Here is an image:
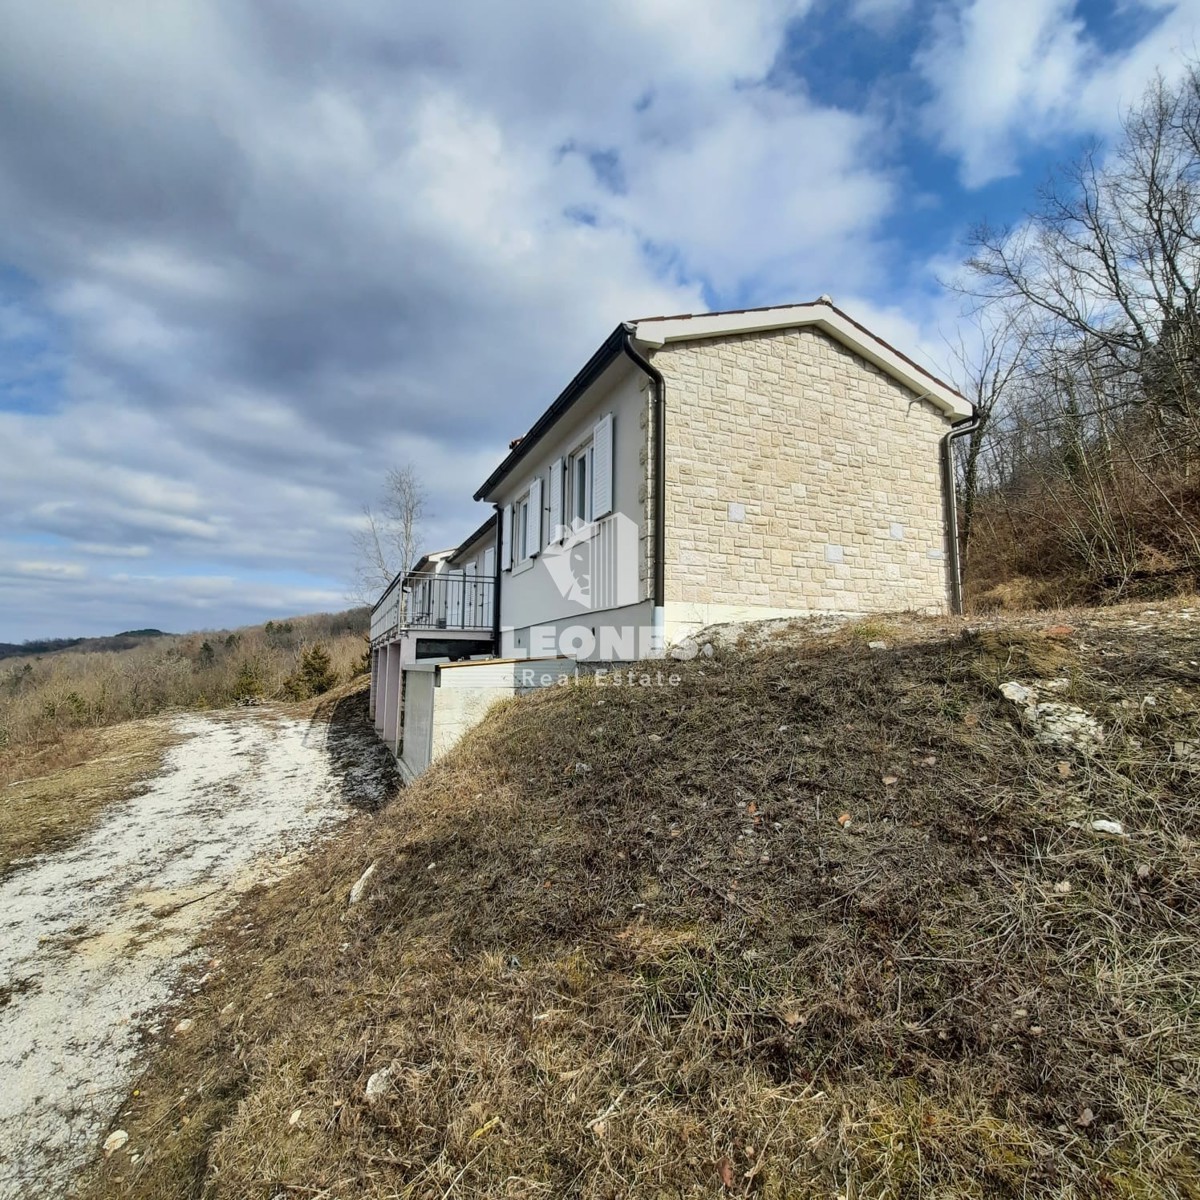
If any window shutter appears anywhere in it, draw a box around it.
[501,504,512,570]
[592,412,613,518]
[548,457,564,543]
[527,476,543,556]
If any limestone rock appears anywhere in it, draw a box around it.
[102,1130,128,1157]
[999,681,1103,754]
[349,863,377,905]
[365,1067,392,1105]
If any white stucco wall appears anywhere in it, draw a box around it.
[502,599,655,660]
[489,356,653,659]
[450,521,497,574]
[400,667,435,775]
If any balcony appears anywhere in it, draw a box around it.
[371,570,494,644]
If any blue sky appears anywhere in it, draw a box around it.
[0,0,1197,640]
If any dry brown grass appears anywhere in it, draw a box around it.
[80,601,1200,1199]
[0,719,181,881]
[0,609,369,881]
[961,440,1200,613]
[0,610,368,815]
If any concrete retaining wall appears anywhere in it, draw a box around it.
[398,656,576,782]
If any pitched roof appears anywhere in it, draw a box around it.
[630,299,971,419]
[474,299,971,500]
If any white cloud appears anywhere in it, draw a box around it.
[76,543,152,558]
[0,0,911,637]
[850,0,916,27]
[0,557,348,640]
[917,0,1199,187]
[609,87,896,296]
[9,561,87,580]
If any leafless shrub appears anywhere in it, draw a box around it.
[957,63,1200,607]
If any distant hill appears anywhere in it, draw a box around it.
[0,629,169,661]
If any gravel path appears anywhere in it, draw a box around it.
[0,706,393,1199]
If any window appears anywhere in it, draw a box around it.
[415,637,493,661]
[513,478,542,562]
[515,494,530,561]
[569,441,594,525]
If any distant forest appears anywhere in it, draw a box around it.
[0,630,169,662]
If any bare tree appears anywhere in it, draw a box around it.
[946,304,1030,570]
[954,61,1200,601]
[965,63,1200,434]
[350,464,428,603]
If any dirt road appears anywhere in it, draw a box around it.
[0,702,395,1199]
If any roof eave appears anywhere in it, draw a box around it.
[448,512,498,564]
[473,325,628,502]
[632,302,972,420]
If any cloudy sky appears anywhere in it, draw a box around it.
[1,0,1197,640]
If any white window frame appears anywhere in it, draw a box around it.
[568,439,594,526]
[514,493,531,562]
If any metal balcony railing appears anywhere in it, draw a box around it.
[371,570,494,644]
[403,570,494,631]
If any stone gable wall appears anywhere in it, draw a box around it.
[653,325,953,614]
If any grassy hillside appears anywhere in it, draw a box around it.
[84,602,1200,1199]
[0,608,370,874]
[0,608,368,779]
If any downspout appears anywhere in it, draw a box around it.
[941,414,980,616]
[491,503,502,652]
[621,329,666,655]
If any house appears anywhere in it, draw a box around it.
[368,515,497,751]
[370,297,974,773]
[474,297,973,660]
